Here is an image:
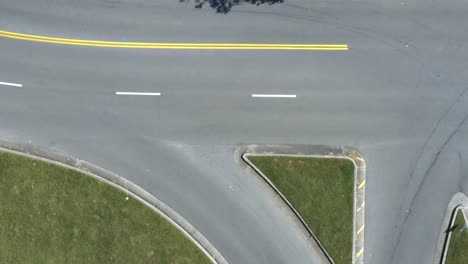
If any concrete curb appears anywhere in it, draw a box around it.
[435,192,468,264]
[234,144,366,264]
[0,138,228,264]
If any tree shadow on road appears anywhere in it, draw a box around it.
[179,0,284,14]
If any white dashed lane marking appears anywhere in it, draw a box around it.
[115,92,161,96]
[251,94,296,98]
[0,81,22,87]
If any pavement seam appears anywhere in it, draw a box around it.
[0,138,227,264]
[235,144,366,264]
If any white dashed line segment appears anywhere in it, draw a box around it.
[251,94,296,98]
[0,81,22,87]
[115,92,161,96]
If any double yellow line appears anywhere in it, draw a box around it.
[0,30,348,50]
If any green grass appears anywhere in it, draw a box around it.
[248,156,355,264]
[0,151,209,264]
[446,209,468,264]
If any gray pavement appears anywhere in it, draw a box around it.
[1,0,468,263]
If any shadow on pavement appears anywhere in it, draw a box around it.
[179,0,284,13]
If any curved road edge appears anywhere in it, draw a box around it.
[234,144,366,264]
[0,138,228,264]
[434,192,468,264]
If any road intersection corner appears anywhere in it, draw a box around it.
[0,138,228,264]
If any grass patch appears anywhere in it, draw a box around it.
[0,151,209,264]
[446,209,468,264]
[247,156,354,264]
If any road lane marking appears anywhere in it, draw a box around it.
[0,30,348,50]
[0,81,22,87]
[115,92,161,96]
[252,94,296,98]
[358,179,366,189]
[356,249,364,258]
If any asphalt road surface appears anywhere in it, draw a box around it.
[1,0,468,263]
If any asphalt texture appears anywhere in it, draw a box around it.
[1,0,468,263]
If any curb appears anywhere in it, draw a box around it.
[435,192,468,264]
[234,144,366,264]
[0,138,228,264]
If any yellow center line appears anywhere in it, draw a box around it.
[0,30,348,50]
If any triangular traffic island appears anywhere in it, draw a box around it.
[245,155,355,264]
[444,207,468,264]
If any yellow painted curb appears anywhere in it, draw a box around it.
[358,179,366,189]
[356,249,364,258]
